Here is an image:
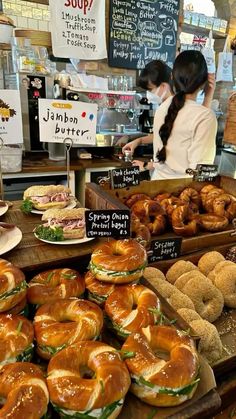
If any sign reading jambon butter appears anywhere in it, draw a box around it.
[0,90,23,144]
[38,99,97,145]
[49,0,107,60]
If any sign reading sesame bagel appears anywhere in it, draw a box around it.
[148,238,182,263]
[194,164,218,182]
[110,166,140,189]
[85,210,130,238]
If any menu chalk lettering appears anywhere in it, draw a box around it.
[148,238,182,263]
[110,166,140,189]
[85,210,130,238]
[109,0,180,69]
[194,164,218,182]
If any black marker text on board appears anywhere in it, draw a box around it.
[109,0,180,69]
[110,166,140,189]
[85,210,130,238]
[148,238,182,263]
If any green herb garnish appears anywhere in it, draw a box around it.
[62,273,77,280]
[52,399,123,419]
[119,350,136,360]
[34,225,64,242]
[139,376,155,388]
[147,408,158,419]
[100,380,105,395]
[16,344,34,362]
[38,343,67,356]
[20,198,33,214]
[46,271,54,283]
[16,320,23,334]
[0,280,27,301]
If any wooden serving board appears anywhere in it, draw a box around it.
[85,176,236,256]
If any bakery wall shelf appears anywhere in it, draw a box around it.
[181,23,227,39]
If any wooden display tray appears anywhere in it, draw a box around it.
[85,176,236,256]
[145,244,236,379]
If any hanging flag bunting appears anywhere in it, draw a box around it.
[49,0,107,60]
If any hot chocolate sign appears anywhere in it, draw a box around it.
[38,99,97,145]
[49,0,107,60]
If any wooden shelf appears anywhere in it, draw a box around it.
[181,23,227,39]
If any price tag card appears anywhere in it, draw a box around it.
[85,210,130,238]
[148,238,182,263]
[194,164,218,182]
[110,166,140,189]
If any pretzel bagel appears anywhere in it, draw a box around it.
[125,193,150,208]
[172,205,198,236]
[47,341,130,419]
[27,268,85,306]
[198,214,229,232]
[122,325,199,407]
[0,259,27,313]
[131,214,151,249]
[90,239,147,284]
[85,271,117,306]
[131,200,166,235]
[179,187,201,207]
[213,193,236,220]
[105,284,161,339]
[5,296,27,315]
[0,362,49,418]
[34,299,103,359]
[0,314,34,366]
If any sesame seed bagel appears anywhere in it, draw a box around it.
[90,239,147,284]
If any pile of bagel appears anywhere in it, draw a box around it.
[0,239,203,417]
[126,184,236,242]
[144,249,236,365]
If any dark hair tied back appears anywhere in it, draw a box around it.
[157,51,208,163]
[157,91,185,162]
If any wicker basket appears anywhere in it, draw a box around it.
[224,92,236,145]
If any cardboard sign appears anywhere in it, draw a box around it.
[194,164,218,182]
[85,210,130,238]
[50,0,107,60]
[38,99,97,145]
[0,90,23,144]
[110,166,140,189]
[148,238,182,263]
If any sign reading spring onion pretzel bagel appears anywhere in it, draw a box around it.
[194,164,218,182]
[148,238,182,263]
[110,166,140,189]
[85,210,130,238]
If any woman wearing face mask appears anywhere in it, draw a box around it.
[122,60,172,158]
[123,57,216,172]
[149,50,217,179]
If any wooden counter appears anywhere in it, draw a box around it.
[1,201,99,274]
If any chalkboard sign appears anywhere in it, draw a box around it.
[194,164,218,182]
[109,0,180,69]
[148,238,182,263]
[110,166,140,189]
[85,210,130,238]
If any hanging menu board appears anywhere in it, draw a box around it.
[109,0,180,69]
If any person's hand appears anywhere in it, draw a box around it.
[203,73,216,108]
[122,138,141,154]
[132,159,145,171]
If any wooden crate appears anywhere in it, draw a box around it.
[85,176,236,256]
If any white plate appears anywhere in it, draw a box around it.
[34,233,94,245]
[31,199,77,215]
[0,202,9,217]
[0,227,22,255]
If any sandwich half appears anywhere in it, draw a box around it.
[23,185,72,210]
[41,208,85,239]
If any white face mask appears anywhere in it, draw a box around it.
[146,85,167,107]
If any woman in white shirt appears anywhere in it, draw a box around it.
[145,50,217,179]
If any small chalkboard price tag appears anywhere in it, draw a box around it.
[110,166,140,189]
[85,210,130,238]
[148,238,182,263]
[194,164,218,182]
